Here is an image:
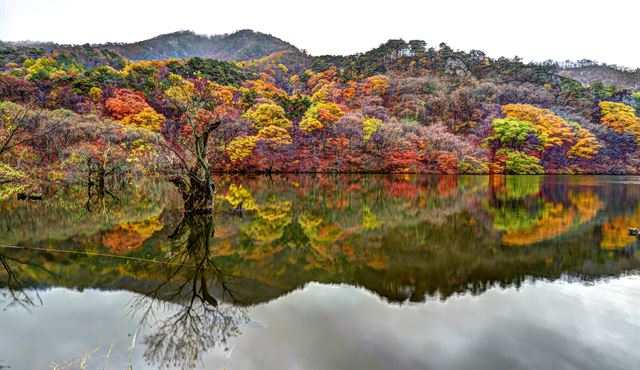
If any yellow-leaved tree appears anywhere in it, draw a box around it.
[500,104,600,164]
[599,101,640,143]
[227,103,293,162]
[299,102,345,133]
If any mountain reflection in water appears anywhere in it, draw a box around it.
[0,174,638,369]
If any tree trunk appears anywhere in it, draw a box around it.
[170,171,215,213]
[96,166,106,197]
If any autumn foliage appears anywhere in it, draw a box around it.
[0,35,639,178]
[599,101,640,143]
[106,88,164,130]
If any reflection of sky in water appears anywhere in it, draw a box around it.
[1,276,638,370]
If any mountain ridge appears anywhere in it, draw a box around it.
[1,29,300,63]
[3,29,638,72]
[559,65,640,91]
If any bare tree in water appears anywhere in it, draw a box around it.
[163,75,243,213]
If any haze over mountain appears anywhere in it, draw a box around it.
[107,29,298,61]
[1,29,299,62]
[559,65,640,91]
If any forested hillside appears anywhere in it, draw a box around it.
[0,29,296,64]
[559,66,640,91]
[1,29,639,189]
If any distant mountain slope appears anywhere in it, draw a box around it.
[2,30,639,95]
[1,29,299,65]
[559,65,640,91]
[104,29,299,61]
[0,43,127,69]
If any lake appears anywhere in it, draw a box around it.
[0,175,639,369]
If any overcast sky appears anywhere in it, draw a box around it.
[0,0,637,68]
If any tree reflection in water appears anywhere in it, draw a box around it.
[0,249,53,311]
[1,175,639,369]
[132,212,248,369]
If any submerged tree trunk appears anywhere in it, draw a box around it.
[86,158,106,198]
[170,170,215,213]
[170,123,218,213]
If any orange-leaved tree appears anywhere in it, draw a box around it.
[105,88,165,131]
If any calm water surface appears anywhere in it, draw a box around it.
[0,175,639,369]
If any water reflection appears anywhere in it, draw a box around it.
[486,176,603,245]
[0,175,639,369]
[134,213,248,369]
[0,248,44,310]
